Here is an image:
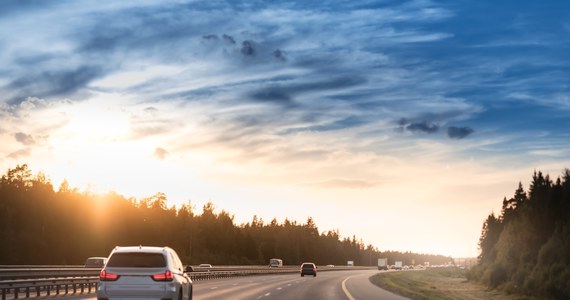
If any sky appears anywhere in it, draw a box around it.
[1,0,569,258]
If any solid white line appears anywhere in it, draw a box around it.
[341,276,356,300]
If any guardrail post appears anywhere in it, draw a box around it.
[13,287,18,299]
[2,288,6,300]
[36,286,40,297]
[25,287,30,297]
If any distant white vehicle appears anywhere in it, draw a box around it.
[84,257,107,268]
[347,261,354,267]
[269,258,283,268]
[395,260,403,270]
[377,258,388,270]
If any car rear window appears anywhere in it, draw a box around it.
[107,253,166,268]
[302,264,314,268]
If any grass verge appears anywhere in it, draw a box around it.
[369,267,538,300]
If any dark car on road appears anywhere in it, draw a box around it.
[300,262,317,277]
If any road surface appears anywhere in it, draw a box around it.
[60,269,408,300]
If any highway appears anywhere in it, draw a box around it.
[61,269,409,300]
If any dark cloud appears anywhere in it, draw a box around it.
[273,49,286,61]
[398,118,439,134]
[222,34,236,44]
[447,126,474,139]
[14,132,35,145]
[250,89,292,103]
[202,34,219,40]
[407,121,439,134]
[241,40,255,56]
[248,76,367,105]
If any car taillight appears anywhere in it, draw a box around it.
[100,270,120,281]
[152,270,174,281]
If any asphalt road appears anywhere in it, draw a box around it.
[60,269,409,300]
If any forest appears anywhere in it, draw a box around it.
[0,164,450,267]
[470,169,570,299]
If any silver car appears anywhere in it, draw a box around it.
[97,246,193,300]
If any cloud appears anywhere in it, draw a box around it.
[202,34,219,41]
[285,116,367,133]
[273,49,286,61]
[398,118,439,134]
[7,66,103,102]
[241,40,256,56]
[248,76,367,105]
[154,147,169,160]
[447,126,474,139]
[222,34,236,44]
[14,132,35,145]
[7,148,30,159]
[407,121,440,134]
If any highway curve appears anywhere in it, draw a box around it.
[192,269,408,300]
[62,269,408,300]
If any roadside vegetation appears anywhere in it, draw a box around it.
[0,164,451,267]
[370,267,540,300]
[470,169,570,299]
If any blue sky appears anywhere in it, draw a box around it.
[1,0,569,257]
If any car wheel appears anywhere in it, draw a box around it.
[301,274,304,277]
[314,274,317,277]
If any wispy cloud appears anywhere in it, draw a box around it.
[1,0,569,257]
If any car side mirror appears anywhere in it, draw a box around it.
[185,265,194,273]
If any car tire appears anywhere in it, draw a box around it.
[301,274,304,277]
[314,274,316,277]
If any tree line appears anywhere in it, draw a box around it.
[470,169,570,299]
[0,164,451,267]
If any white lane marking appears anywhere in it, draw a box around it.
[210,287,218,290]
[276,287,282,290]
[342,276,356,300]
[265,292,271,296]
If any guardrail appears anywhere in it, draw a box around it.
[0,265,371,299]
[1,277,98,300]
